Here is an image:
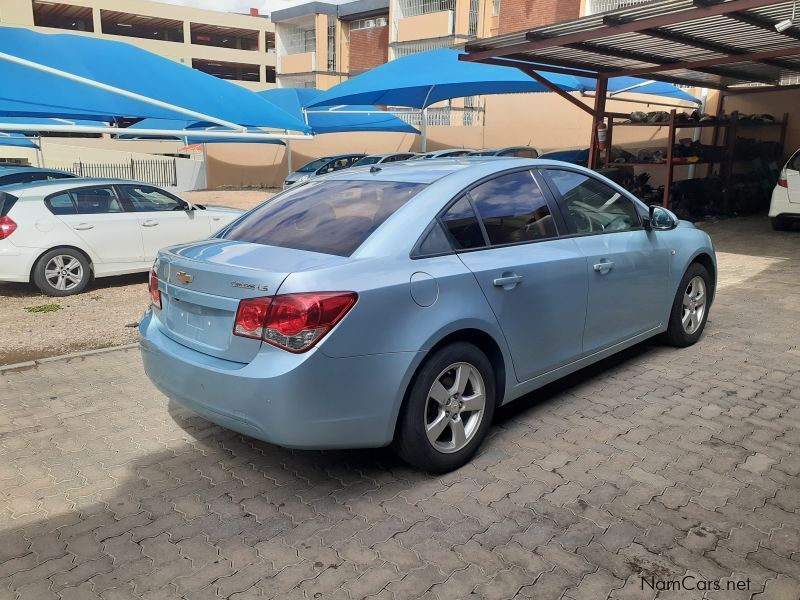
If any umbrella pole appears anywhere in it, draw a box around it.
[37,134,44,167]
[420,108,428,152]
[286,139,292,175]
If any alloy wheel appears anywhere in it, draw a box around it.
[681,275,706,335]
[44,255,84,292]
[424,362,486,454]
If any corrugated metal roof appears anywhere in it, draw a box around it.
[463,0,800,89]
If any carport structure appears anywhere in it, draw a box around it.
[462,0,800,204]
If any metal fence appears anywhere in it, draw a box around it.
[55,159,178,187]
[398,104,485,127]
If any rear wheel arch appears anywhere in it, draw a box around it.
[414,328,507,408]
[30,245,94,283]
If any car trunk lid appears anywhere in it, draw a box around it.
[156,239,344,363]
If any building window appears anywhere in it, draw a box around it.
[351,17,389,30]
[100,10,184,42]
[32,1,94,32]
[492,0,500,16]
[266,66,276,83]
[190,23,259,51]
[192,59,261,82]
[327,15,337,72]
[283,25,316,54]
[266,32,276,52]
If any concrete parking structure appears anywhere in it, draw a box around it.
[1,216,799,600]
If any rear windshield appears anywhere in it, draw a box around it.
[0,192,18,216]
[221,179,427,256]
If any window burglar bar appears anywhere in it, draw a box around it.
[397,0,455,19]
[282,27,316,55]
[56,159,178,187]
[585,0,654,15]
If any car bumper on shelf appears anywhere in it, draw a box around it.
[139,309,419,449]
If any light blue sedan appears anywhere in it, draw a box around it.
[140,159,716,472]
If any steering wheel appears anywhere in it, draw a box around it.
[605,216,629,231]
[569,210,594,233]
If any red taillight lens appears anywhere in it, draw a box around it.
[149,270,162,309]
[0,216,17,240]
[778,168,789,188]
[234,297,272,339]
[233,292,357,352]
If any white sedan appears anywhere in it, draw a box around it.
[0,179,242,295]
[770,149,800,231]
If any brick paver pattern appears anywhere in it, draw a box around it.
[1,216,799,600]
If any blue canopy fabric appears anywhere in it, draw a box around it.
[0,133,39,149]
[116,119,286,145]
[0,26,310,132]
[577,77,701,104]
[258,88,418,134]
[308,48,582,109]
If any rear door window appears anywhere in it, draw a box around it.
[221,179,427,257]
[468,170,557,245]
[71,186,124,214]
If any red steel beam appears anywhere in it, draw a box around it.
[463,0,786,62]
[601,45,800,77]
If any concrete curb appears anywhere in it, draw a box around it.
[0,343,139,372]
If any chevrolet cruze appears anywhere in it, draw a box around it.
[140,159,716,472]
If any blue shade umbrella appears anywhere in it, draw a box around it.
[0,133,39,149]
[0,26,310,134]
[307,48,581,150]
[258,88,419,134]
[577,77,701,104]
[0,116,111,128]
[307,48,582,109]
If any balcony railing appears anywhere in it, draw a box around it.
[585,0,654,15]
[397,105,485,127]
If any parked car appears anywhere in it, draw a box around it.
[770,148,800,230]
[140,159,716,472]
[353,153,417,167]
[0,166,76,187]
[0,178,242,296]
[412,149,476,160]
[470,146,540,159]
[284,154,365,189]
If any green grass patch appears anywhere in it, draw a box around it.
[25,304,61,314]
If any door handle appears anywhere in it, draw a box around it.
[593,260,615,274]
[73,223,94,230]
[141,220,159,227]
[493,274,523,288]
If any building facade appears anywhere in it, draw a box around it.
[0,0,277,89]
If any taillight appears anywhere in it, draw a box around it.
[233,292,358,353]
[0,216,17,240]
[149,270,162,309]
[778,168,788,188]
[233,297,272,339]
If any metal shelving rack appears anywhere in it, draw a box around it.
[603,109,789,208]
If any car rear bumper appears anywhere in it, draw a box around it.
[139,309,419,449]
[0,244,39,282]
[769,187,798,217]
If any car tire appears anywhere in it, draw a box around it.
[392,342,495,473]
[771,216,790,231]
[33,248,91,296]
[663,262,711,347]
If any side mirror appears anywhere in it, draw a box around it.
[647,205,678,231]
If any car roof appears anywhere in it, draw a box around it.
[322,153,366,161]
[0,177,156,195]
[0,166,75,176]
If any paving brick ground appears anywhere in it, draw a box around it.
[1,216,799,600]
